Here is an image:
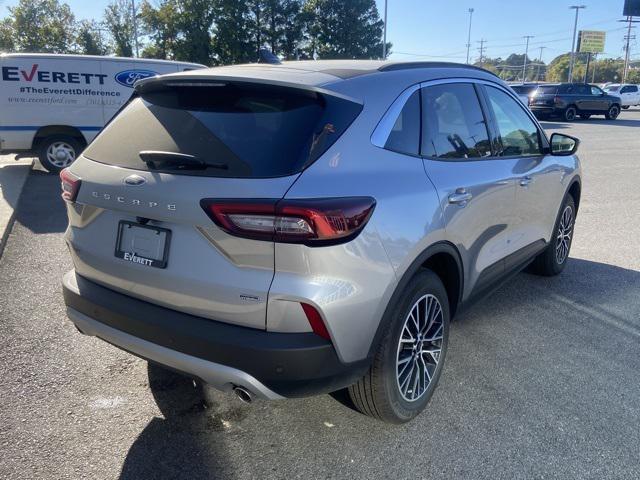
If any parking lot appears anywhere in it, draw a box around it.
[1,110,639,479]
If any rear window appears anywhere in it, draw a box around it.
[83,82,362,178]
[605,85,621,92]
[511,85,537,94]
[536,85,559,95]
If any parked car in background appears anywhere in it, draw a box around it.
[529,83,622,121]
[509,83,539,106]
[602,83,640,109]
[61,60,582,423]
[0,53,204,172]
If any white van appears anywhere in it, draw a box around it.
[0,53,204,172]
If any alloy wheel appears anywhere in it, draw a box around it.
[555,205,574,264]
[396,294,443,402]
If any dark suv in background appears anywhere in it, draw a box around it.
[529,83,622,121]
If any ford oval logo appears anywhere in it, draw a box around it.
[124,174,146,186]
[115,69,158,88]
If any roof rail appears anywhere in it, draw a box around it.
[378,61,498,77]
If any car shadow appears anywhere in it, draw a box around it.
[578,117,640,127]
[117,257,640,479]
[13,169,68,234]
[119,363,236,479]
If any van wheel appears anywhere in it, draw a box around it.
[528,195,576,276]
[38,135,81,173]
[563,106,577,121]
[348,270,449,423]
[605,105,620,120]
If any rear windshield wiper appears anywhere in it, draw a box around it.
[139,151,228,171]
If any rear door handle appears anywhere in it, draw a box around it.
[448,188,473,206]
[519,176,533,187]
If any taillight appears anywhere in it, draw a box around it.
[200,197,376,246]
[300,302,331,340]
[60,168,81,202]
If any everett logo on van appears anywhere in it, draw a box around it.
[1,64,108,84]
[115,70,158,88]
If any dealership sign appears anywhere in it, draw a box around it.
[578,31,606,54]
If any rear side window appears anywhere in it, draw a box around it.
[538,85,559,95]
[485,86,542,157]
[421,83,491,159]
[384,90,420,156]
[83,82,362,178]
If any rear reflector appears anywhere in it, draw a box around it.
[300,303,331,341]
[60,168,81,202]
[201,197,376,246]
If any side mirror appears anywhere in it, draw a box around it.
[550,133,579,156]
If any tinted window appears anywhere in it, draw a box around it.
[83,83,362,178]
[574,85,590,95]
[421,83,491,159]
[605,85,621,92]
[537,85,559,95]
[485,86,542,157]
[630,86,639,93]
[384,90,420,156]
[511,85,536,94]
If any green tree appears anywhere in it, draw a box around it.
[174,0,216,64]
[0,18,15,52]
[139,0,180,59]
[626,68,640,84]
[211,0,253,65]
[76,20,109,55]
[104,0,134,57]
[303,0,386,59]
[4,0,75,53]
[546,54,571,82]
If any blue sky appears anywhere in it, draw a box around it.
[0,0,636,63]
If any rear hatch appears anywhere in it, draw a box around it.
[64,77,361,329]
[530,85,559,107]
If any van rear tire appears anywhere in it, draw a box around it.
[37,135,82,173]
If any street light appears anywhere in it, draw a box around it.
[568,5,586,83]
[466,8,474,64]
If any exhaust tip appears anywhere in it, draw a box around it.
[233,386,253,404]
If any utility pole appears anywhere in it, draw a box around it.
[568,5,586,83]
[536,46,546,81]
[622,16,637,83]
[466,8,474,64]
[131,0,139,58]
[591,53,597,83]
[477,39,486,67]
[382,0,388,59]
[522,35,534,82]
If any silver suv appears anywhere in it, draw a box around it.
[61,61,582,423]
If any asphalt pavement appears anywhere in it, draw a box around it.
[1,110,639,479]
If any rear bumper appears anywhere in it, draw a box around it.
[62,271,369,399]
[530,106,557,115]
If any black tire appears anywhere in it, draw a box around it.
[605,104,620,120]
[579,114,591,120]
[37,135,82,173]
[622,105,630,110]
[348,269,450,423]
[529,195,576,276]
[563,106,577,121]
